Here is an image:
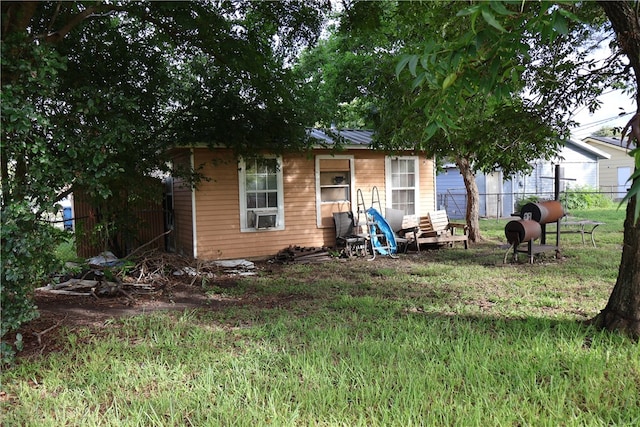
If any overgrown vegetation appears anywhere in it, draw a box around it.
[515,195,541,212]
[514,187,614,213]
[562,186,614,211]
[0,207,65,364]
[2,208,638,425]
[0,1,327,363]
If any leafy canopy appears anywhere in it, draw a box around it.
[0,0,328,358]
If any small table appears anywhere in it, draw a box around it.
[560,220,604,248]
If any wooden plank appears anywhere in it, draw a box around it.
[418,216,434,232]
[415,210,468,249]
[428,210,450,232]
[319,158,350,171]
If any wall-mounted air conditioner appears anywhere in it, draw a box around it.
[250,210,278,229]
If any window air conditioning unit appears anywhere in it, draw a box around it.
[250,211,277,229]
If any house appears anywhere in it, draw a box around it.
[582,135,636,200]
[436,139,610,219]
[168,129,436,260]
[436,167,508,219]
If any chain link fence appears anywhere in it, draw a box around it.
[439,187,624,219]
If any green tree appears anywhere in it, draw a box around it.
[393,0,638,338]
[298,1,566,241]
[392,1,624,242]
[1,1,327,357]
[593,127,623,138]
[294,4,398,130]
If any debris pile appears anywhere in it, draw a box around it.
[37,251,258,299]
[273,246,333,264]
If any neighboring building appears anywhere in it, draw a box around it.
[168,129,437,260]
[436,139,610,219]
[436,167,508,219]
[582,135,636,200]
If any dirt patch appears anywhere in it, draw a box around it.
[14,280,227,360]
[10,255,291,363]
[8,253,430,363]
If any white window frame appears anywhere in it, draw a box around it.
[315,155,356,228]
[385,156,420,215]
[239,155,285,232]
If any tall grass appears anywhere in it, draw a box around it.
[2,208,638,426]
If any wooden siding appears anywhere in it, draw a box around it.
[354,155,387,217]
[583,138,635,194]
[180,148,435,260]
[418,156,437,215]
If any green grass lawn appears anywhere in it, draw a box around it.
[2,208,639,426]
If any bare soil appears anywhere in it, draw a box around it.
[8,252,443,363]
[11,260,287,363]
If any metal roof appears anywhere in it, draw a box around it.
[566,139,611,159]
[583,135,636,150]
[308,128,374,147]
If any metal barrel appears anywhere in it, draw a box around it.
[505,219,542,244]
[520,200,564,224]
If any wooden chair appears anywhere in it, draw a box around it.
[413,210,469,251]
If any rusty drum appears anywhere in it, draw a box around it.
[505,219,542,245]
[520,200,564,224]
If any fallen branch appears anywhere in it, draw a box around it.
[33,317,66,345]
[119,287,135,301]
[123,229,172,261]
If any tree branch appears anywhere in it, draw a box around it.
[46,1,62,38]
[43,4,124,43]
[1,1,38,40]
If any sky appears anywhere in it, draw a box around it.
[568,33,636,141]
[570,89,636,140]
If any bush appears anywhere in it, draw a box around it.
[55,234,79,263]
[1,203,64,364]
[515,195,541,212]
[561,186,614,211]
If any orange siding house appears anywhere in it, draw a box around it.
[169,130,436,260]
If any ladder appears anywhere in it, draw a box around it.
[356,186,383,226]
[357,186,395,260]
[356,188,367,230]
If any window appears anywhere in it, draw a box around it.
[239,156,284,231]
[315,155,355,227]
[618,167,632,199]
[386,157,419,215]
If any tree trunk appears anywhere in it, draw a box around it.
[456,156,480,242]
[591,1,640,339]
[591,197,640,339]
[598,1,640,106]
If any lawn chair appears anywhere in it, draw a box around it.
[384,208,414,253]
[333,211,367,257]
[413,210,469,251]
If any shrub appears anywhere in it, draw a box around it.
[515,195,541,212]
[561,186,614,211]
[1,203,64,364]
